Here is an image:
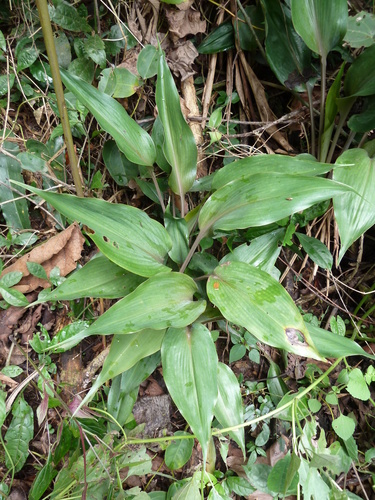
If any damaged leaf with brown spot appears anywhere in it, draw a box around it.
[207,261,323,360]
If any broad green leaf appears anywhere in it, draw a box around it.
[81,330,165,408]
[0,286,28,307]
[18,152,48,173]
[113,68,140,98]
[67,57,94,83]
[215,362,245,455]
[267,454,298,496]
[26,262,48,280]
[307,323,375,360]
[198,22,235,54]
[0,73,15,96]
[291,0,348,59]
[212,155,332,190]
[151,116,171,173]
[106,24,137,56]
[199,173,352,234]
[60,69,156,166]
[136,178,167,205]
[102,139,138,186]
[310,442,351,475]
[365,448,375,463]
[28,453,57,500]
[229,344,246,363]
[207,262,322,359]
[332,415,356,441]
[308,398,321,413]
[48,0,91,32]
[164,209,189,265]
[348,95,375,132]
[276,389,310,422]
[209,107,223,129]
[0,30,5,52]
[51,273,206,351]
[149,494,167,500]
[299,460,330,499]
[84,34,106,67]
[172,479,201,500]
[17,46,39,72]
[137,45,159,79]
[156,51,197,205]
[226,476,255,496]
[330,316,346,336]
[296,233,333,269]
[107,352,161,430]
[220,228,283,276]
[333,149,375,262]
[5,397,34,472]
[262,0,315,90]
[0,152,30,232]
[117,352,161,396]
[1,366,23,378]
[267,361,289,406]
[347,368,371,401]
[54,32,71,69]
[208,486,232,500]
[16,184,171,277]
[99,68,140,98]
[344,11,375,48]
[0,271,23,288]
[344,44,375,97]
[165,431,194,471]
[238,5,265,52]
[162,324,218,463]
[36,254,144,303]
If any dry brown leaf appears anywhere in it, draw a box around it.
[247,492,274,500]
[239,52,294,153]
[0,303,28,337]
[0,373,18,387]
[0,223,85,295]
[144,377,165,397]
[165,7,206,38]
[181,76,207,177]
[267,435,290,466]
[119,46,141,76]
[167,41,199,81]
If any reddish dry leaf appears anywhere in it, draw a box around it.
[0,223,85,294]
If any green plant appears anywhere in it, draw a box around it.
[8,43,373,496]
[2,0,375,497]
